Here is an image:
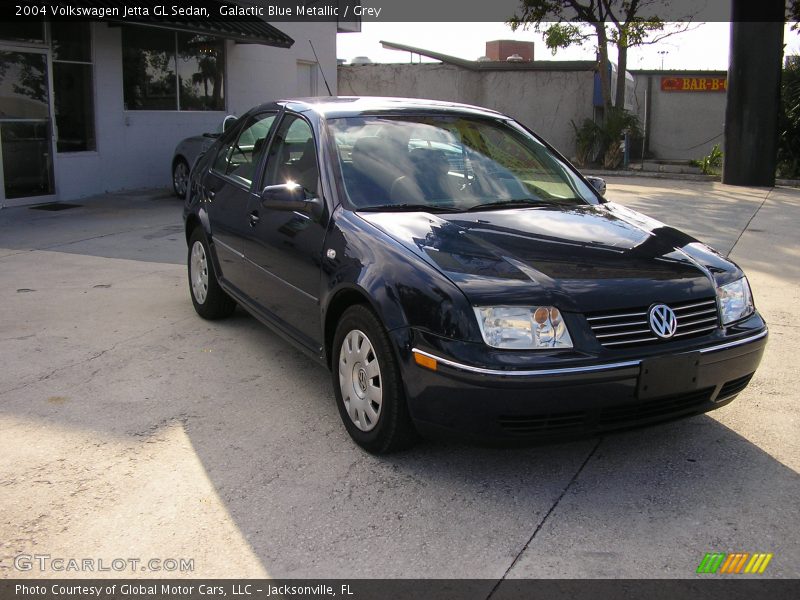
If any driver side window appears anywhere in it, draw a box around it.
[212,112,277,186]
[263,115,319,197]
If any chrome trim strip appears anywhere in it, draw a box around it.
[596,328,652,339]
[676,316,718,328]
[678,308,718,319]
[586,311,648,321]
[410,348,641,377]
[673,325,717,338]
[673,299,717,311]
[592,320,648,330]
[411,330,765,376]
[212,238,318,302]
[213,238,244,259]
[698,330,768,354]
[244,257,319,302]
[603,336,659,346]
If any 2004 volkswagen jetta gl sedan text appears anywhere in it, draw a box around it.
[183,97,767,453]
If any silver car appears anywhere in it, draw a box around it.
[171,115,238,197]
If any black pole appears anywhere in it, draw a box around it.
[722,0,784,186]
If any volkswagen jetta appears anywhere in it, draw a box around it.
[183,97,767,453]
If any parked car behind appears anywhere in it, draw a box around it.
[183,97,767,453]
[171,115,237,198]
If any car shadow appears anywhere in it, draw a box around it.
[2,306,797,578]
[1,183,798,579]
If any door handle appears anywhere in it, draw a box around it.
[249,211,260,227]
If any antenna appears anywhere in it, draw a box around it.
[309,40,333,96]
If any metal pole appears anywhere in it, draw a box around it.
[722,0,784,186]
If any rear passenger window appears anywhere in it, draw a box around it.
[213,113,277,186]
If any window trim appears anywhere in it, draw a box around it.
[209,110,280,192]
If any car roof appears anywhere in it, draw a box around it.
[250,97,508,120]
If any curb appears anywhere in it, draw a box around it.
[582,169,800,188]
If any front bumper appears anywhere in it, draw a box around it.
[397,327,767,443]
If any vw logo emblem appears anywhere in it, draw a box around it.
[357,368,368,392]
[649,304,678,339]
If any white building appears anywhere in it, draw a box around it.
[0,12,341,206]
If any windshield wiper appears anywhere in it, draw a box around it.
[466,199,556,212]
[358,203,461,213]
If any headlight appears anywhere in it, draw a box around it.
[717,277,754,325]
[473,306,573,349]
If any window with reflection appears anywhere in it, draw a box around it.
[0,50,54,197]
[51,22,96,152]
[213,113,277,186]
[122,26,225,111]
[264,116,319,196]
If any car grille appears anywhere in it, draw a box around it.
[586,297,719,348]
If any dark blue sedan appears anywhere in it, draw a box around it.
[183,97,767,453]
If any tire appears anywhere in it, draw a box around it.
[187,228,236,320]
[173,157,190,198]
[332,304,417,453]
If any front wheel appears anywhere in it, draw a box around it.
[187,228,236,320]
[332,305,417,453]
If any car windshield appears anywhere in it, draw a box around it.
[327,114,598,212]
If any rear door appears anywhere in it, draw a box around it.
[203,112,278,294]
[244,112,328,350]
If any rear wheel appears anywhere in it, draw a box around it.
[188,228,236,319]
[173,157,190,198]
[332,305,417,453]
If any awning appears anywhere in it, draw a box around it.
[85,1,294,48]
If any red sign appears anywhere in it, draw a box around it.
[661,76,727,92]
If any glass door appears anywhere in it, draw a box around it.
[0,47,56,206]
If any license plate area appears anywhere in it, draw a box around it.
[638,352,700,400]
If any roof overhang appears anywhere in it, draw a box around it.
[378,40,596,71]
[93,0,294,48]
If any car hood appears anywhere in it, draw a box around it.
[358,202,738,312]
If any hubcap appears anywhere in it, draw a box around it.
[174,161,189,196]
[190,240,209,304]
[338,329,382,432]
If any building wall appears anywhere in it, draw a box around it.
[337,64,596,157]
[630,73,727,161]
[55,21,338,201]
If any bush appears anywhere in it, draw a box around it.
[571,108,642,169]
[692,144,723,175]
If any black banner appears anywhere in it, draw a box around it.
[2,580,800,600]
[1,0,798,23]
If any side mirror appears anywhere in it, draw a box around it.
[585,176,607,197]
[260,183,322,218]
[222,115,238,133]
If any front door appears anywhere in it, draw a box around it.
[0,47,56,207]
[245,113,328,351]
[203,111,278,292]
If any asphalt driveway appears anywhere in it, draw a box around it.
[0,179,798,580]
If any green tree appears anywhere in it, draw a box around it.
[509,1,695,112]
[778,59,800,177]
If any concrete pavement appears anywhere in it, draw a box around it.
[0,179,797,580]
